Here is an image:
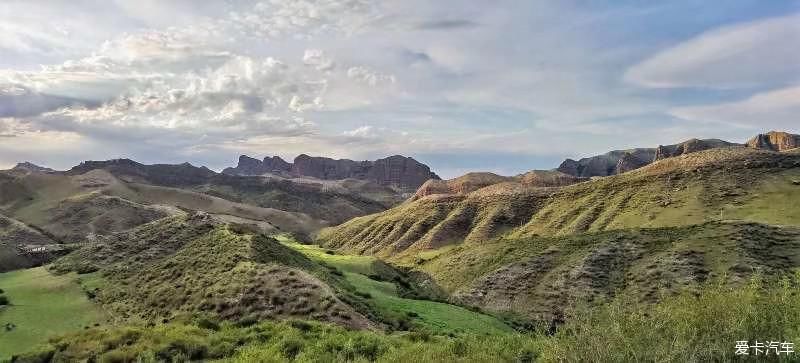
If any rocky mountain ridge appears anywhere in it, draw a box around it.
[223,154,440,191]
[746,131,800,152]
[557,131,798,178]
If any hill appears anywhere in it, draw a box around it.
[66,159,403,225]
[47,213,510,336]
[51,213,376,329]
[320,147,800,256]
[319,146,800,320]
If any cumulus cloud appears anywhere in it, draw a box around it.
[346,66,396,86]
[670,85,800,129]
[303,49,336,71]
[0,1,397,161]
[625,13,800,89]
[342,125,375,137]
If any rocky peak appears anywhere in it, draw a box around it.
[746,131,800,152]
[223,154,439,191]
[654,139,739,161]
[11,162,55,173]
[558,149,656,178]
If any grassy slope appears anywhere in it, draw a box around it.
[12,277,800,363]
[319,148,800,256]
[318,148,800,321]
[52,215,374,329]
[0,267,108,359]
[280,238,512,335]
[407,221,800,320]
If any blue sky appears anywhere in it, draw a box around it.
[0,0,798,178]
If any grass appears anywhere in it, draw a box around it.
[0,267,108,360]
[725,170,800,225]
[11,276,800,362]
[278,236,513,335]
[319,147,800,258]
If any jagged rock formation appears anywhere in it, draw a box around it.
[747,131,800,152]
[225,155,292,175]
[558,149,657,178]
[654,139,737,161]
[559,138,740,178]
[224,154,439,191]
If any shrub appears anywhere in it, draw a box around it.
[0,295,9,305]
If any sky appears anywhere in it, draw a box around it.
[0,1,798,178]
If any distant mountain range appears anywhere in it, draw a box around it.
[557,131,800,178]
[223,154,440,192]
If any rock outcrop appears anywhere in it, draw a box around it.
[224,154,439,191]
[746,131,800,152]
[654,139,738,161]
[223,155,292,176]
[559,138,740,178]
[558,149,657,178]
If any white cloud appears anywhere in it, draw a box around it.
[670,85,800,130]
[346,66,395,86]
[625,13,800,89]
[303,49,336,71]
[342,125,375,137]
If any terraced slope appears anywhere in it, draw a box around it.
[320,147,800,256]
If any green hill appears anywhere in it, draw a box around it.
[320,147,800,256]
[319,147,800,321]
[52,213,375,330]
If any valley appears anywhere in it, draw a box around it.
[1,132,800,362]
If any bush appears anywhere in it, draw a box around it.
[0,295,9,305]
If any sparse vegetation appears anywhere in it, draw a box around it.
[9,277,800,362]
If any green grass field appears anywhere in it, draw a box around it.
[0,267,108,360]
[278,236,513,335]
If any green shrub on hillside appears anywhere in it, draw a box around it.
[11,275,800,362]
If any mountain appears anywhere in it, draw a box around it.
[10,162,56,174]
[65,158,403,225]
[746,131,800,152]
[67,159,217,187]
[319,145,800,320]
[223,154,440,192]
[558,138,739,178]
